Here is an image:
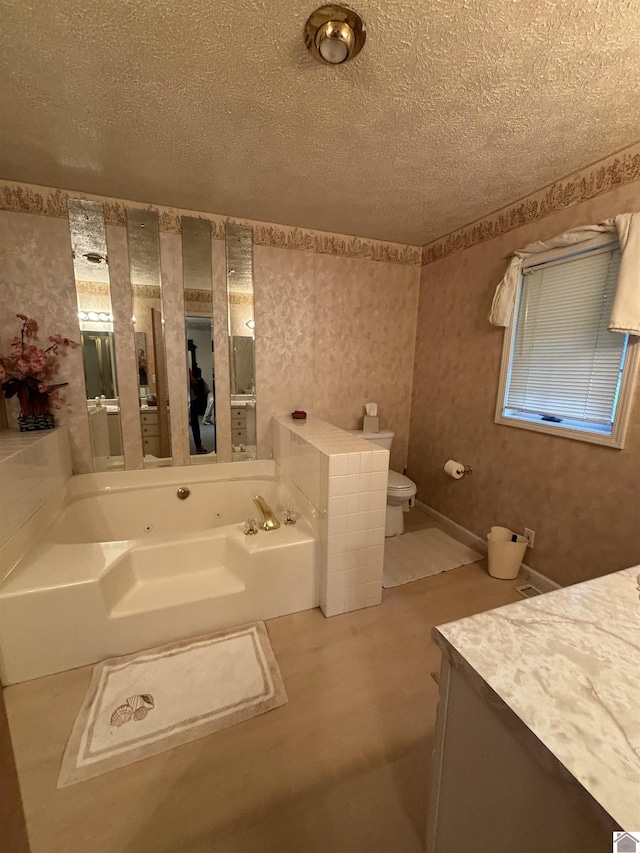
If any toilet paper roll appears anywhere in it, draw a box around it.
[444,459,465,479]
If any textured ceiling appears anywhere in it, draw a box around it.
[1,0,640,245]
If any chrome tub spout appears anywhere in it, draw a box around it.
[253,495,280,531]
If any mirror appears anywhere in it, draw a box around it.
[125,209,172,467]
[67,206,262,472]
[181,216,216,461]
[225,222,257,460]
[231,336,255,395]
[136,331,148,388]
[68,198,123,471]
[82,332,117,398]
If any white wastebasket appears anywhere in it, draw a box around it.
[487,527,527,579]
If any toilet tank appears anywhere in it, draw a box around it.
[349,428,394,451]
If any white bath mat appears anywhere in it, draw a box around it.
[383,527,484,588]
[58,622,287,787]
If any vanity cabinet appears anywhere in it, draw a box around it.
[231,406,247,444]
[104,409,172,457]
[107,411,123,456]
[141,410,159,456]
[427,569,637,852]
[140,410,171,457]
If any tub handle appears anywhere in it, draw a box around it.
[244,518,260,535]
[177,487,190,500]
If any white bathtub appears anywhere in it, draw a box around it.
[0,460,318,684]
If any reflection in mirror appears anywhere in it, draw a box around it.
[125,209,172,467]
[181,217,216,462]
[82,332,117,398]
[225,222,256,461]
[68,198,123,471]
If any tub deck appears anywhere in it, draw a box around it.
[0,463,319,684]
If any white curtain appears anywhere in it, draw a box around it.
[488,213,640,335]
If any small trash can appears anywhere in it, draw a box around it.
[487,526,528,579]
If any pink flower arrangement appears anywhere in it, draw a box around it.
[1,314,77,419]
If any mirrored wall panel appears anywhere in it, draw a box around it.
[68,198,123,471]
[225,222,257,461]
[181,216,216,461]
[125,209,172,467]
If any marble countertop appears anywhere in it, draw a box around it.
[433,567,640,829]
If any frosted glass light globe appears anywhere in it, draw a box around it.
[319,34,349,63]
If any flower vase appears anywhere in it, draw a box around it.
[11,392,57,430]
[18,412,55,432]
[17,389,55,431]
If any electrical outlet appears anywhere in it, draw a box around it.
[524,528,535,549]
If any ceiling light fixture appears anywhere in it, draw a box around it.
[304,5,366,65]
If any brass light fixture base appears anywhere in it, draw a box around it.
[304,5,366,65]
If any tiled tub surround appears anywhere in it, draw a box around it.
[429,568,640,850]
[0,428,72,552]
[273,416,389,617]
[0,460,317,684]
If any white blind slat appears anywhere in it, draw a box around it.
[505,248,627,428]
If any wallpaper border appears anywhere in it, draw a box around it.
[0,179,422,267]
[421,142,640,265]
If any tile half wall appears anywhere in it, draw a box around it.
[273,415,389,617]
[0,427,72,555]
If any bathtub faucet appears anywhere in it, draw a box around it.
[253,495,280,531]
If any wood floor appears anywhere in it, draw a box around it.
[5,511,522,853]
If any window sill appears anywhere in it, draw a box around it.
[495,412,624,448]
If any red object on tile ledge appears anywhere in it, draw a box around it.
[291,410,307,420]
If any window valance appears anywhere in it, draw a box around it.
[489,213,640,335]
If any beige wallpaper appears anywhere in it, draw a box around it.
[254,246,421,471]
[159,231,190,467]
[409,179,640,586]
[0,198,420,473]
[0,211,92,472]
[211,239,232,462]
[0,179,422,266]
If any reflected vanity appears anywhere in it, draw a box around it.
[225,222,257,460]
[68,198,123,471]
[125,209,172,467]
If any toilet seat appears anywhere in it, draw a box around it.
[387,470,416,496]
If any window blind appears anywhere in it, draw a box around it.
[505,247,627,429]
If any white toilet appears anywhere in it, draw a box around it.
[350,429,417,537]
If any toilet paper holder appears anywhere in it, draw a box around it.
[444,459,473,479]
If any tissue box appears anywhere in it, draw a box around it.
[363,415,379,433]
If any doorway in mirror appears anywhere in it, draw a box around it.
[186,317,215,456]
[182,216,217,463]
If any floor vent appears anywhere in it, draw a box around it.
[515,583,543,599]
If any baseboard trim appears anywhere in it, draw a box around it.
[414,500,560,593]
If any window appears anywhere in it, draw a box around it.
[496,237,638,447]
